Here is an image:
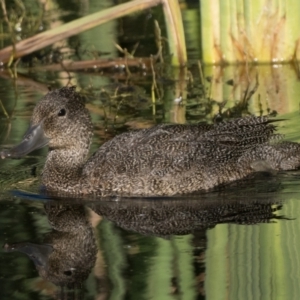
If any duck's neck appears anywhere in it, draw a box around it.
[41,147,89,192]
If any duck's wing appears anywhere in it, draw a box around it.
[83,116,288,196]
[86,116,279,178]
[83,123,212,184]
[199,116,281,148]
[85,122,213,165]
[130,116,279,151]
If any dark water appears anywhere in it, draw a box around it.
[1,67,300,300]
[1,1,300,299]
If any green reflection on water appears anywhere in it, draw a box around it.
[1,2,300,296]
[1,62,300,299]
[206,197,300,300]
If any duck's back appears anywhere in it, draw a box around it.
[82,116,291,196]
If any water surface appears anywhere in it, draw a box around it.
[1,63,300,300]
[1,1,300,299]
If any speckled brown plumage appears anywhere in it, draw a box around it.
[4,87,300,196]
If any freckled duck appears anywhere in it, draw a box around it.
[2,86,300,197]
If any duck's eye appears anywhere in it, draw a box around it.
[58,109,66,117]
[64,270,72,276]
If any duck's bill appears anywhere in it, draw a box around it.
[0,123,49,159]
[4,242,53,267]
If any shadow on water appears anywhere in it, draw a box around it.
[0,174,294,299]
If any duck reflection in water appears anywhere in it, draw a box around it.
[5,202,97,291]
[4,193,287,299]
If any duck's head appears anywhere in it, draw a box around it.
[1,86,93,159]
